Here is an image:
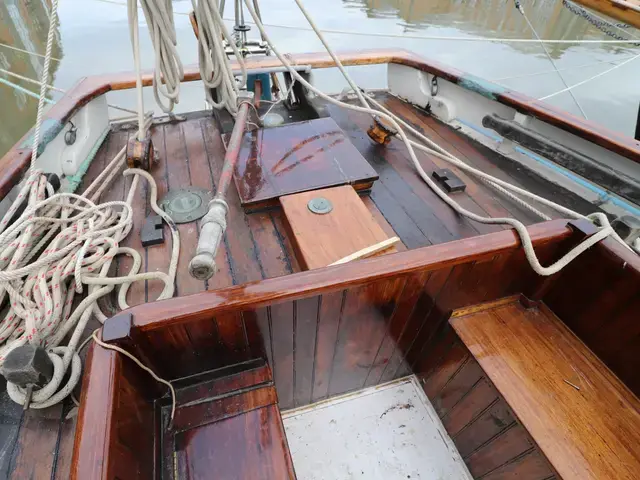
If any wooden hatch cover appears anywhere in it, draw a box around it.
[280,185,398,270]
[233,117,378,211]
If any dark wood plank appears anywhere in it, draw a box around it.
[201,117,263,285]
[454,399,517,457]
[328,278,405,396]
[167,121,206,296]
[294,296,320,406]
[172,386,277,432]
[383,95,546,224]
[270,303,295,409]
[246,211,291,279]
[465,424,535,478]
[365,271,429,386]
[0,391,25,479]
[442,378,499,437]
[480,449,555,480]
[311,291,345,402]
[176,404,295,479]
[425,343,474,408]
[52,412,78,480]
[174,362,271,406]
[8,405,63,480]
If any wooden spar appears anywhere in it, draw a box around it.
[217,102,250,200]
[188,101,251,280]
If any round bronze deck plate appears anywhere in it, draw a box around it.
[159,187,212,224]
[308,197,333,215]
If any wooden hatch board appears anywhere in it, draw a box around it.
[280,185,398,270]
[233,117,378,212]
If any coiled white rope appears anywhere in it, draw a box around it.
[0,163,179,408]
[130,0,185,113]
[191,0,247,114]
[243,0,626,276]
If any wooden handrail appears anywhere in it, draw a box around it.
[118,219,573,331]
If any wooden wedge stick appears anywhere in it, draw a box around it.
[329,237,400,266]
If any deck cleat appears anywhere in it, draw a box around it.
[367,115,397,145]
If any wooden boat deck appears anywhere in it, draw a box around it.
[0,92,598,479]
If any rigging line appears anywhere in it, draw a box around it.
[0,68,66,93]
[492,55,635,81]
[516,2,589,119]
[538,51,640,100]
[88,0,640,44]
[30,0,60,173]
[0,41,62,62]
[0,67,139,115]
[0,78,55,104]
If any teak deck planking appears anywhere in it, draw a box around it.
[0,92,635,479]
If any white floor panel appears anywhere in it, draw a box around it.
[282,377,473,480]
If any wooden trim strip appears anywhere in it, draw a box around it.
[124,220,572,330]
[2,49,639,200]
[70,344,118,480]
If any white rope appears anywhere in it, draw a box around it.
[0,41,62,62]
[91,329,176,421]
[191,0,247,114]
[491,55,636,82]
[244,0,624,276]
[1,164,179,408]
[130,0,185,114]
[0,68,66,93]
[29,0,61,173]
[538,52,640,101]
[517,4,588,119]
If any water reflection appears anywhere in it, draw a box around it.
[349,0,634,57]
[0,0,62,156]
[0,0,639,159]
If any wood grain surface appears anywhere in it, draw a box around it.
[451,301,640,480]
[280,185,395,269]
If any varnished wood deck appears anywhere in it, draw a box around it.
[0,93,597,479]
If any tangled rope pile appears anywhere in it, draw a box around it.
[0,165,179,409]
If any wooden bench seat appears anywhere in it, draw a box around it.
[166,361,297,479]
[448,299,640,480]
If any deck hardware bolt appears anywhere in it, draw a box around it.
[308,197,333,214]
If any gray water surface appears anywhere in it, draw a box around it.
[1,0,638,158]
